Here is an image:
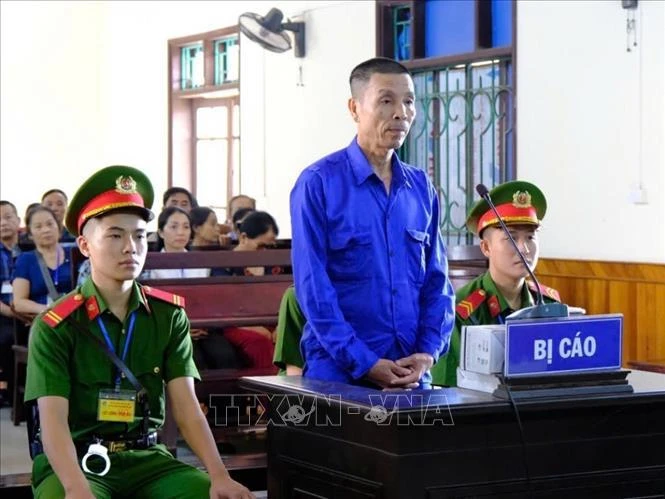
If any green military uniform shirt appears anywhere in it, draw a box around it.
[273,286,306,374]
[25,277,200,442]
[430,271,560,387]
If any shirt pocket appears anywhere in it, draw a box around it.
[131,358,166,421]
[406,228,430,285]
[327,230,373,280]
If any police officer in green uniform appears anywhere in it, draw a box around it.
[430,180,561,387]
[25,166,254,498]
[272,286,305,375]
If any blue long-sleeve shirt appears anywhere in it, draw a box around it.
[290,137,455,384]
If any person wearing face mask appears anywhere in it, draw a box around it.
[12,205,73,320]
[430,180,562,387]
[41,189,76,243]
[290,57,455,389]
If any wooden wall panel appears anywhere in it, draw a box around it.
[536,259,665,365]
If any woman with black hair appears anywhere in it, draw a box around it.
[189,206,221,248]
[219,211,281,368]
[144,206,208,278]
[12,205,73,319]
[219,211,280,276]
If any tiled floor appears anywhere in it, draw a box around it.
[0,407,31,475]
[0,407,267,497]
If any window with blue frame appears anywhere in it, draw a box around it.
[377,0,515,244]
[169,27,241,214]
[214,35,239,85]
[180,43,204,90]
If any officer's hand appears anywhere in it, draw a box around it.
[394,353,434,386]
[367,359,418,389]
[209,473,255,498]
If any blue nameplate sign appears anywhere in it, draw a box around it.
[504,314,623,377]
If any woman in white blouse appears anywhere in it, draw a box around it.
[146,206,209,279]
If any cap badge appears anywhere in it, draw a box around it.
[512,190,532,208]
[115,175,137,194]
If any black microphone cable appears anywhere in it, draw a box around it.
[505,386,534,499]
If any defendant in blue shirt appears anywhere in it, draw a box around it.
[290,57,455,389]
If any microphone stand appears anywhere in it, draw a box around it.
[476,184,569,320]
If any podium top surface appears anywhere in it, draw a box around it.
[239,370,665,413]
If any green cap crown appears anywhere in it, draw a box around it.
[466,180,547,236]
[65,165,154,237]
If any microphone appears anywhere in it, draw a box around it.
[476,183,568,320]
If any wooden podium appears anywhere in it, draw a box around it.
[240,371,665,498]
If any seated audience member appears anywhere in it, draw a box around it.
[228,195,256,222]
[217,211,281,368]
[18,202,41,245]
[228,207,255,243]
[147,187,198,245]
[218,211,281,276]
[143,207,208,279]
[0,200,23,405]
[41,189,76,243]
[430,180,562,387]
[12,205,73,320]
[162,186,197,213]
[273,286,306,376]
[142,207,239,370]
[220,195,257,244]
[189,206,222,249]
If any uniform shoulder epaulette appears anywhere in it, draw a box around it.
[527,281,561,302]
[42,293,86,328]
[456,289,487,320]
[141,285,186,308]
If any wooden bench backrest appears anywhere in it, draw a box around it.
[140,276,293,328]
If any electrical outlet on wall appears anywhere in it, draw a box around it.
[628,186,648,204]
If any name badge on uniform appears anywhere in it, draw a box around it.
[97,389,136,423]
[1,281,12,295]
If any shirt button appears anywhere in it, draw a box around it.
[392,289,397,295]
[153,367,160,374]
[389,251,395,257]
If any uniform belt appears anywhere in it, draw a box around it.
[76,432,158,454]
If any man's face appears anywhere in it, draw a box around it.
[42,192,68,224]
[230,196,255,218]
[165,193,192,213]
[350,72,416,152]
[78,213,148,284]
[481,225,540,282]
[0,205,20,241]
